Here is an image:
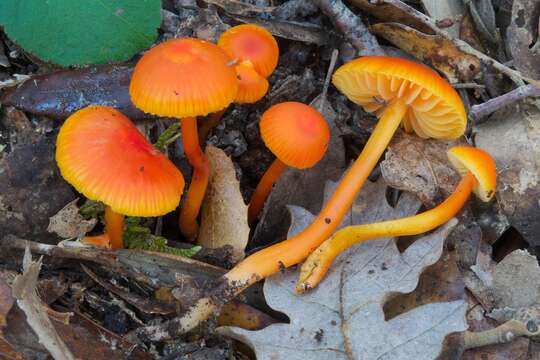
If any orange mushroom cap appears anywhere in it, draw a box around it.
[332,56,466,140]
[218,24,279,78]
[56,106,185,217]
[447,146,497,202]
[234,60,269,104]
[260,102,329,169]
[129,38,238,118]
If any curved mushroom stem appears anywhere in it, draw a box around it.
[199,109,227,144]
[248,158,287,224]
[179,117,210,240]
[82,206,124,249]
[130,98,409,339]
[297,172,476,292]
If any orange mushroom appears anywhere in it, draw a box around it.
[248,102,330,224]
[201,24,279,140]
[56,106,185,249]
[296,146,496,292]
[157,56,468,333]
[129,38,238,240]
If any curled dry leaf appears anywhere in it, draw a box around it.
[475,103,540,245]
[220,179,465,360]
[198,146,249,263]
[506,0,540,79]
[47,199,97,239]
[371,23,480,82]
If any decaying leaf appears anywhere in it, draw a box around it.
[0,64,146,120]
[252,94,345,248]
[475,102,540,245]
[371,23,480,82]
[421,0,464,38]
[380,132,462,205]
[506,0,540,79]
[11,248,74,360]
[220,179,465,359]
[47,199,97,239]
[198,146,249,262]
[0,277,14,327]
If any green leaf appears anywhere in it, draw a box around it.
[124,218,201,258]
[0,0,160,66]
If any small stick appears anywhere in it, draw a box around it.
[463,320,534,349]
[316,49,339,113]
[469,84,540,123]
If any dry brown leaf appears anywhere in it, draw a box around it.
[198,146,249,262]
[0,277,13,328]
[371,22,480,82]
[47,199,97,239]
[421,0,464,38]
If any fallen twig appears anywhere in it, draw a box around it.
[469,84,540,123]
[314,0,384,56]
[464,320,537,349]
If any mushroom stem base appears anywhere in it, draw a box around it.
[296,171,476,292]
[248,158,287,224]
[81,206,124,249]
[179,117,209,240]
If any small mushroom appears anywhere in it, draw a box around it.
[129,38,238,240]
[248,102,330,224]
[201,24,279,139]
[296,146,497,292]
[55,106,185,248]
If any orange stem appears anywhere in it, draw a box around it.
[81,206,124,248]
[179,117,209,240]
[296,172,476,292]
[224,98,408,287]
[248,159,287,224]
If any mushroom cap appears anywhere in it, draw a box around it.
[129,38,238,118]
[447,146,497,202]
[56,106,185,217]
[260,102,329,169]
[332,56,466,140]
[234,60,269,104]
[218,24,279,78]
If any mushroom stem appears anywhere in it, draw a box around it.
[199,109,227,143]
[297,171,476,292]
[81,206,124,249]
[105,206,125,249]
[179,117,210,240]
[248,158,287,224]
[224,98,408,287]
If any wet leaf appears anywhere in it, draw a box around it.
[199,146,249,262]
[0,65,147,120]
[475,102,540,245]
[371,22,481,82]
[220,179,465,359]
[47,200,97,239]
[0,0,160,66]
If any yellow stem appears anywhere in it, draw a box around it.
[296,172,476,292]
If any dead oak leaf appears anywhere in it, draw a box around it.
[220,179,466,360]
[198,146,249,263]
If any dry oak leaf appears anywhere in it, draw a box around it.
[47,199,97,239]
[198,146,249,263]
[220,178,466,360]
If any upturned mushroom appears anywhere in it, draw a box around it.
[148,56,468,334]
[56,106,185,249]
[129,38,238,239]
[296,146,496,292]
[200,24,279,140]
[248,102,330,224]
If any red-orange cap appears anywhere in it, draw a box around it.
[447,146,497,202]
[218,24,279,78]
[56,106,185,217]
[129,38,238,118]
[234,61,269,104]
[260,102,329,169]
[333,56,466,140]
